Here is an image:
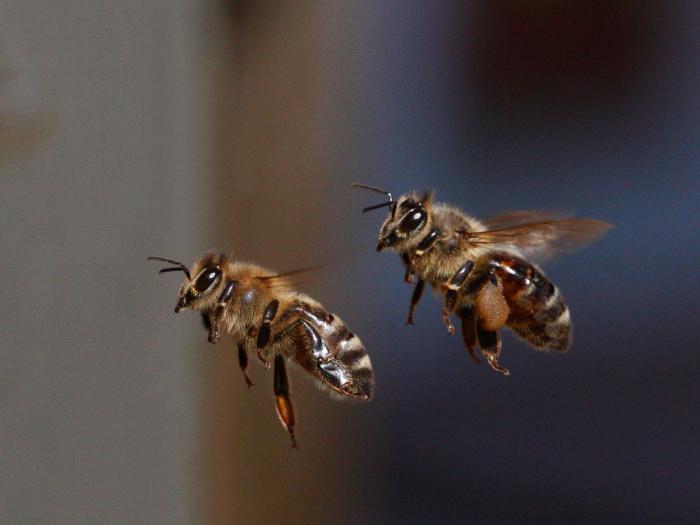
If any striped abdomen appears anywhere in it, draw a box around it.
[489,254,571,352]
[274,302,373,400]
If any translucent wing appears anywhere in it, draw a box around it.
[257,264,325,290]
[482,210,574,229]
[463,211,612,262]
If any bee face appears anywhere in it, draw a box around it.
[376,195,429,251]
[175,256,225,313]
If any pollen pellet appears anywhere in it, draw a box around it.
[475,281,510,332]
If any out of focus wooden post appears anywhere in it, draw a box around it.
[204,3,334,523]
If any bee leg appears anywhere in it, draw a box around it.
[404,254,424,283]
[201,312,212,332]
[442,292,457,335]
[273,354,298,449]
[405,227,440,284]
[238,343,254,389]
[476,324,509,376]
[404,260,415,283]
[208,280,237,343]
[441,260,475,336]
[406,279,425,325]
[255,299,280,369]
[208,310,223,343]
[459,305,480,364]
[402,253,416,283]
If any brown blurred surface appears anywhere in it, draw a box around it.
[206,3,339,523]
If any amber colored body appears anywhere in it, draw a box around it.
[357,187,609,375]
[150,253,373,447]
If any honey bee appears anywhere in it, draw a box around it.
[148,253,374,448]
[352,183,611,376]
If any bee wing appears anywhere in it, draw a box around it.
[482,210,574,229]
[464,212,612,262]
[257,265,325,290]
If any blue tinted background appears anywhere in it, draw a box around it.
[317,2,699,522]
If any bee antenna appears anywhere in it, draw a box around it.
[351,183,396,215]
[147,256,191,280]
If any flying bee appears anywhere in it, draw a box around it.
[352,183,611,376]
[148,253,373,448]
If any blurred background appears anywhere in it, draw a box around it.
[1,1,699,523]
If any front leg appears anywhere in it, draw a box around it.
[403,253,414,283]
[238,343,254,388]
[441,260,475,335]
[406,279,425,325]
[208,280,237,343]
[404,228,440,283]
[256,299,279,369]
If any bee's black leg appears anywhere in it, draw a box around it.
[406,279,425,325]
[459,305,480,364]
[256,299,279,369]
[238,343,254,389]
[207,280,237,343]
[442,291,458,335]
[441,260,475,335]
[476,324,509,376]
[201,312,212,332]
[404,228,440,283]
[402,253,415,283]
[274,354,298,449]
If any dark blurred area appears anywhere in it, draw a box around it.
[2,1,698,524]
[475,2,653,106]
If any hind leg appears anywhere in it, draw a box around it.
[474,276,510,332]
[406,279,425,325]
[459,267,511,374]
[471,274,511,375]
[459,305,480,364]
[474,272,510,376]
[273,354,297,449]
[476,324,509,376]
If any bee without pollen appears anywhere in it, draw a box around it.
[149,253,374,448]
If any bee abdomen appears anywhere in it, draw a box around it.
[335,333,374,398]
[489,255,571,352]
[282,302,374,400]
[327,315,374,384]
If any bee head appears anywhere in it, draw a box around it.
[376,191,433,251]
[148,253,226,313]
[351,183,433,252]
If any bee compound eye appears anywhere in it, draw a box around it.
[399,199,416,211]
[194,267,222,294]
[399,208,426,234]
